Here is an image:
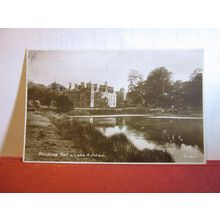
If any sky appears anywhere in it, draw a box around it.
[28,49,203,91]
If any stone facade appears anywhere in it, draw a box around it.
[68,82,119,108]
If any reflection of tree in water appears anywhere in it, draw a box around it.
[125,117,204,153]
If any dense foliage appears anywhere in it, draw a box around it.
[27,82,72,112]
[127,67,203,109]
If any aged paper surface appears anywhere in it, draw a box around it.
[24,49,205,163]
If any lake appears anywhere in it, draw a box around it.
[71,115,204,163]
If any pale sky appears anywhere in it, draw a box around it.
[28,49,203,91]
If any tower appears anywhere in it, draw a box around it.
[90,84,94,108]
[120,88,126,101]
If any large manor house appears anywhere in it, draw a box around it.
[51,81,126,108]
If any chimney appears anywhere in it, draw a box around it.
[69,82,72,90]
[86,82,91,88]
[81,82,85,88]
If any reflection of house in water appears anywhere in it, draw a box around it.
[67,81,126,108]
[77,117,126,127]
[73,117,117,126]
[74,117,125,127]
[94,117,117,126]
[73,117,117,125]
[74,117,94,124]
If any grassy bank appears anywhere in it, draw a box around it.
[49,113,174,162]
[25,111,98,162]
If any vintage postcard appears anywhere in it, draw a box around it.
[24,49,205,163]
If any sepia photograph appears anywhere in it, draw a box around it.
[24,49,204,163]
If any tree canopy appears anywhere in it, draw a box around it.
[127,67,203,109]
[55,95,73,112]
[143,67,173,107]
[127,69,144,105]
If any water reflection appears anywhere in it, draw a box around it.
[97,125,156,150]
[74,116,204,163]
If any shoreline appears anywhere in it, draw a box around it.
[25,110,203,163]
[68,114,202,119]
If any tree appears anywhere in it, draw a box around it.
[94,94,108,107]
[143,67,173,107]
[55,95,73,112]
[27,82,47,101]
[28,81,68,109]
[183,68,203,107]
[127,69,144,105]
[167,80,185,108]
[128,69,143,92]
